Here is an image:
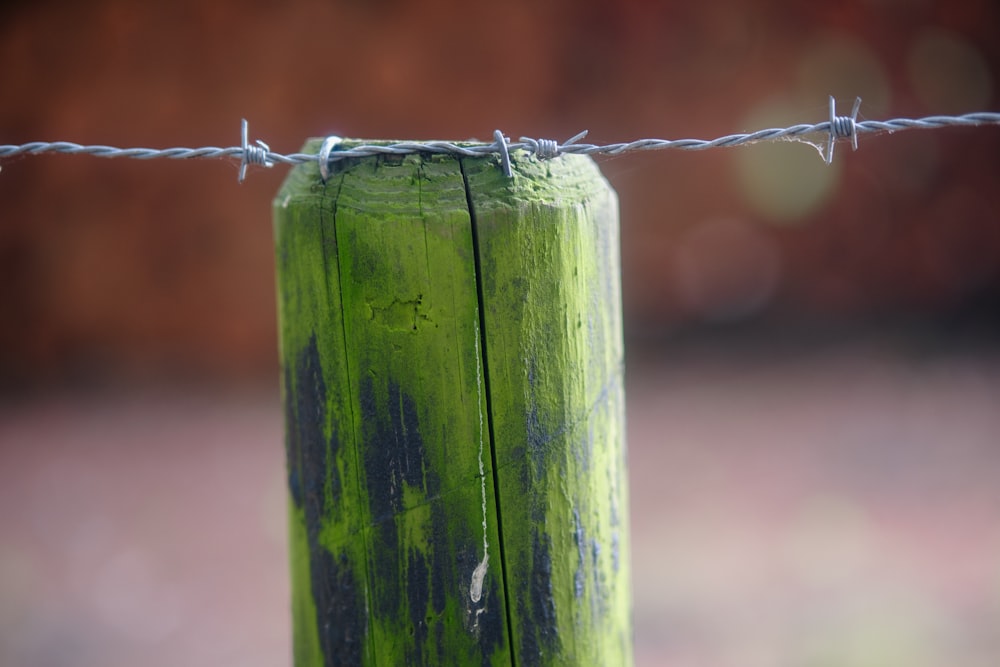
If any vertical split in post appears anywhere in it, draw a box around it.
[461,150,632,665]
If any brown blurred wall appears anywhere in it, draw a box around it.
[1,0,998,388]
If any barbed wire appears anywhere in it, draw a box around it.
[1,97,999,183]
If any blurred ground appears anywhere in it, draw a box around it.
[2,334,999,666]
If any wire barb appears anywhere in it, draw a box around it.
[317,134,343,183]
[238,119,273,183]
[493,129,512,177]
[825,96,862,165]
[519,130,589,161]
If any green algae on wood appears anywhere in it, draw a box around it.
[274,140,630,665]
[462,152,632,665]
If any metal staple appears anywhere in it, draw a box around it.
[1,98,999,183]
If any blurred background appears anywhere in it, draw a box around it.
[1,0,999,665]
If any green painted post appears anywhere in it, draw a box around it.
[273,139,631,666]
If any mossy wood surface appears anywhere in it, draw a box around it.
[274,140,630,666]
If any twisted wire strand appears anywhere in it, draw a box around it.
[2,101,999,182]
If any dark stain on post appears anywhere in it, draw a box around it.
[290,333,365,666]
[590,537,607,619]
[361,375,429,523]
[295,334,334,523]
[358,374,400,622]
[312,549,367,667]
[476,576,508,665]
[284,368,303,508]
[426,500,450,659]
[406,547,430,666]
[573,508,586,600]
[524,357,556,518]
[525,400,546,488]
[518,529,560,665]
[361,375,435,624]
[611,530,621,574]
[429,501,448,618]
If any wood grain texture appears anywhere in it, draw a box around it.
[274,141,630,665]
[463,152,631,666]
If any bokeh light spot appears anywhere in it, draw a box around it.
[907,28,993,114]
[796,35,891,118]
[735,97,841,224]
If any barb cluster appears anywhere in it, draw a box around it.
[2,98,998,183]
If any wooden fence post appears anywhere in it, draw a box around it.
[273,139,631,666]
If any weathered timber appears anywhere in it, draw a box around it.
[462,154,631,665]
[274,140,631,666]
